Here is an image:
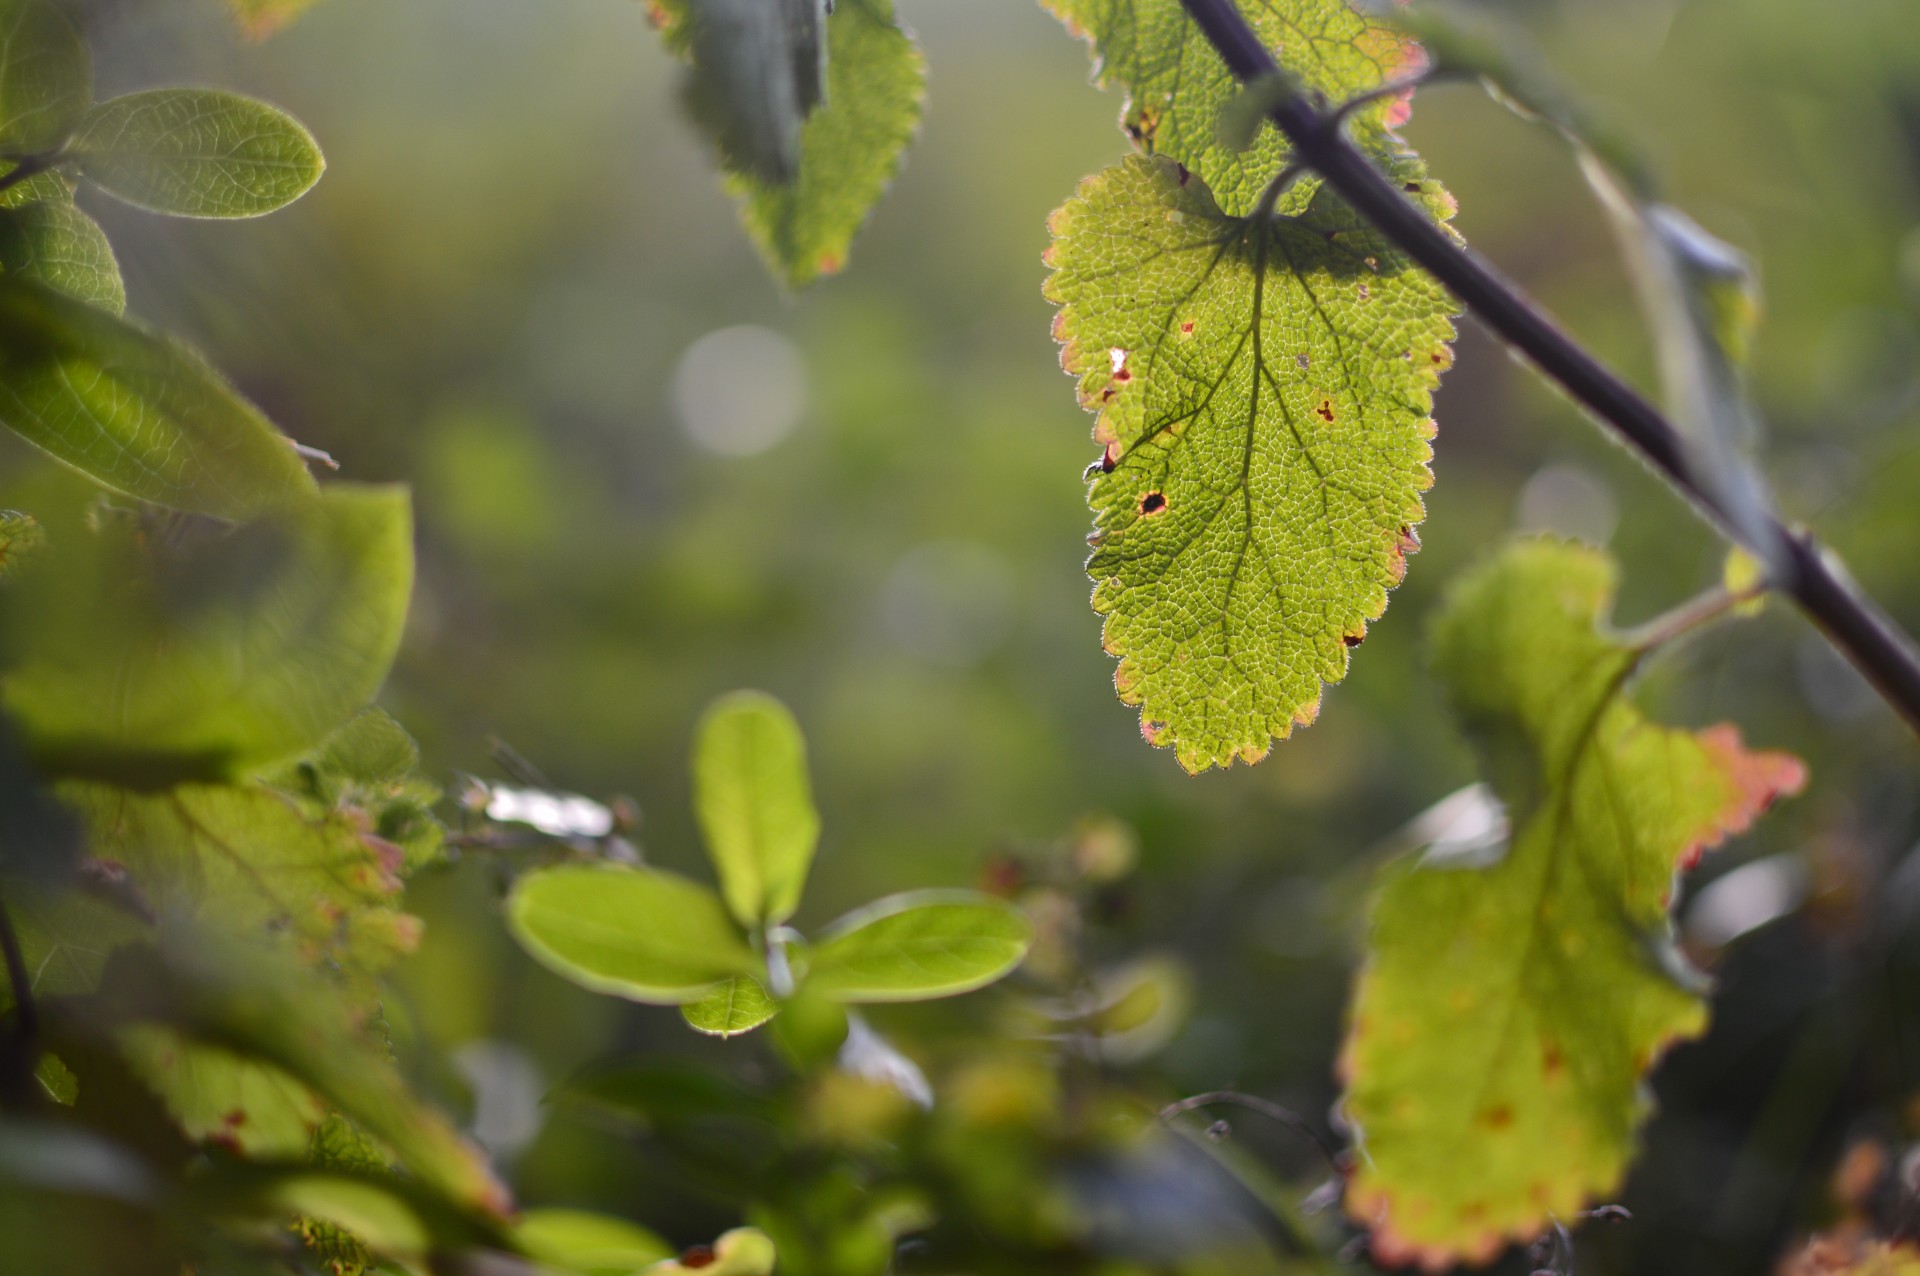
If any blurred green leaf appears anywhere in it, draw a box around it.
[0,0,89,153]
[730,0,925,288]
[5,484,413,784]
[0,275,316,518]
[806,890,1030,1003]
[0,198,124,311]
[1341,541,1806,1267]
[681,974,778,1038]
[506,864,756,1004]
[649,1227,776,1276]
[1044,155,1455,771]
[516,1207,674,1276]
[693,690,819,927]
[72,89,324,218]
[0,509,43,577]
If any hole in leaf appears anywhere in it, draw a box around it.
[1139,491,1167,516]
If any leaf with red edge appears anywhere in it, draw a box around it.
[1339,539,1805,1268]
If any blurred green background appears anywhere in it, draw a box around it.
[11,0,1920,1269]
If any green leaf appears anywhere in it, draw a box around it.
[0,509,44,577]
[1042,0,1435,218]
[0,199,124,311]
[517,1208,674,1276]
[0,275,317,518]
[681,975,778,1038]
[57,776,428,1003]
[506,864,757,1004]
[5,485,412,784]
[661,0,828,186]
[1340,540,1806,1267]
[72,89,324,218]
[805,890,1031,1003]
[649,1228,776,1276]
[730,0,925,287]
[0,0,90,153]
[1044,155,1455,771]
[692,690,819,927]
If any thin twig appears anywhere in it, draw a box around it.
[1158,1089,1341,1173]
[1173,0,1920,740]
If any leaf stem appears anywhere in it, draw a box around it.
[1622,583,1765,654]
[1157,1089,1341,1173]
[1172,0,1920,740]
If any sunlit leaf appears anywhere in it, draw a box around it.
[1340,540,1806,1267]
[506,864,757,1004]
[806,890,1031,1003]
[681,974,778,1038]
[731,0,924,287]
[648,1227,776,1276]
[1042,0,1435,218]
[693,690,819,927]
[72,89,324,218]
[655,0,924,287]
[517,1208,674,1276]
[0,198,124,311]
[4,485,413,784]
[0,276,316,518]
[1044,155,1455,771]
[0,0,90,153]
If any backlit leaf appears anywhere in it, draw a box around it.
[517,1208,675,1276]
[693,690,819,927]
[506,864,757,1004]
[0,275,316,518]
[805,890,1031,1003]
[730,0,924,287]
[681,975,779,1038]
[0,0,89,153]
[1045,155,1454,771]
[4,485,413,784]
[72,89,324,218]
[0,198,125,311]
[1043,0,1431,218]
[1340,540,1806,1267]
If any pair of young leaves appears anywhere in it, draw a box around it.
[508,692,1032,1038]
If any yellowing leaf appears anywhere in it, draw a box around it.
[1043,0,1436,218]
[1045,155,1454,772]
[1339,540,1806,1267]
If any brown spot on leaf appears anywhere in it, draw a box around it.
[679,1246,717,1269]
[1139,491,1168,517]
[1296,352,1310,370]
[1482,1104,1514,1130]
[1315,399,1336,422]
[1179,320,1195,335]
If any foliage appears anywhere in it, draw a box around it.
[4,0,1916,1273]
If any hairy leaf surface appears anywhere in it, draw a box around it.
[0,198,125,311]
[0,0,89,153]
[1043,0,1434,217]
[1046,156,1453,771]
[72,89,324,218]
[1340,541,1805,1267]
[0,276,315,517]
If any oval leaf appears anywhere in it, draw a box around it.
[4,484,413,784]
[0,0,90,153]
[681,975,778,1038]
[72,88,324,218]
[805,890,1031,1003]
[506,864,756,1005]
[0,199,125,312]
[516,1208,674,1276]
[692,690,819,927]
[0,275,316,518]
